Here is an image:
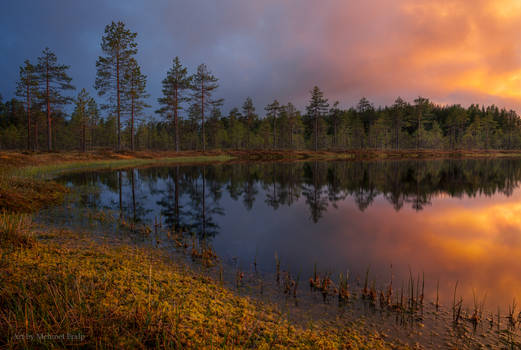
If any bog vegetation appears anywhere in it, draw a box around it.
[1,21,521,153]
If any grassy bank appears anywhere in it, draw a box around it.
[2,148,521,170]
[0,151,233,212]
[0,151,404,349]
[0,227,399,349]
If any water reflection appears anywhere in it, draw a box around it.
[58,158,521,307]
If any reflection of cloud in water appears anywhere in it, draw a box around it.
[57,160,521,309]
[214,190,521,307]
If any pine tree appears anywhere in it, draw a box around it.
[328,101,343,148]
[227,107,245,149]
[35,48,75,151]
[187,103,202,150]
[190,64,223,151]
[123,58,149,151]
[356,97,375,148]
[73,89,90,152]
[157,57,191,152]
[241,97,256,149]
[87,97,100,150]
[390,97,408,150]
[15,60,38,151]
[95,21,138,151]
[264,100,280,149]
[285,102,299,149]
[306,86,329,151]
[412,97,432,150]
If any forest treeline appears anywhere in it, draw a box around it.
[2,21,521,152]
[66,159,521,228]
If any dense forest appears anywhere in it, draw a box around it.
[2,21,521,152]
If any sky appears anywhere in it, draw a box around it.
[1,0,521,116]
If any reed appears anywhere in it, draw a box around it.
[507,299,520,330]
[362,266,370,298]
[470,289,487,328]
[0,210,32,247]
[293,275,299,298]
[452,281,463,324]
[275,252,280,284]
[435,279,440,311]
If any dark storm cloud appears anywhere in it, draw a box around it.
[2,0,521,118]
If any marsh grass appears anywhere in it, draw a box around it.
[0,175,67,213]
[0,210,32,247]
[13,155,233,180]
[0,235,397,349]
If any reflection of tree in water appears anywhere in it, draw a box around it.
[58,158,521,229]
[326,164,348,209]
[302,161,329,223]
[120,169,150,222]
[157,166,187,230]
[241,163,258,210]
[264,163,283,210]
[185,167,224,239]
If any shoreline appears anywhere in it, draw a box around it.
[2,151,521,348]
[0,153,403,349]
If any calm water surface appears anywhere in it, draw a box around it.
[55,159,521,310]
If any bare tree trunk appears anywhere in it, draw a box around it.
[201,82,205,152]
[174,85,179,152]
[130,94,135,151]
[26,83,31,151]
[46,62,52,152]
[116,54,121,152]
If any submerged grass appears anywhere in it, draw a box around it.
[0,233,398,349]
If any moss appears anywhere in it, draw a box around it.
[0,233,402,349]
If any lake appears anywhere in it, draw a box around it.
[51,158,521,313]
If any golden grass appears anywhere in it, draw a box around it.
[0,210,32,247]
[0,232,401,349]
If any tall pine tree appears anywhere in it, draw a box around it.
[306,86,329,151]
[35,48,75,151]
[95,21,138,151]
[190,64,223,151]
[241,97,256,149]
[123,58,149,151]
[157,57,191,152]
[15,60,38,150]
[265,100,280,149]
[73,89,90,152]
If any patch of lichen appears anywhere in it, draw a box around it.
[0,233,401,349]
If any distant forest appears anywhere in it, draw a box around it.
[1,21,520,152]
